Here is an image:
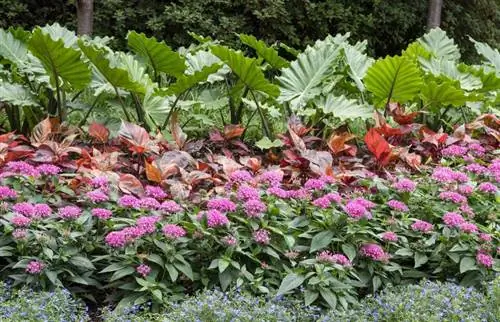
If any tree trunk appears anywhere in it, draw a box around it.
[77,0,94,35]
[427,0,443,29]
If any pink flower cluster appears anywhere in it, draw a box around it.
[459,222,478,234]
[442,212,465,227]
[161,200,182,213]
[476,250,494,268]
[432,167,468,183]
[316,251,351,266]
[11,202,52,220]
[393,178,416,193]
[162,224,186,239]
[381,231,398,242]
[86,190,109,203]
[5,161,39,177]
[304,178,326,190]
[458,184,474,195]
[136,215,161,233]
[253,229,270,245]
[91,176,109,189]
[439,191,467,204]
[468,143,486,156]
[230,170,252,184]
[345,198,374,220]
[359,244,390,262]
[36,164,61,176]
[258,170,283,187]
[91,208,112,220]
[464,163,488,175]
[441,145,468,157]
[25,260,45,274]
[243,199,266,218]
[222,235,237,246]
[312,197,331,209]
[411,220,434,233]
[58,205,82,220]
[136,264,151,277]
[145,185,168,200]
[236,185,260,201]
[207,198,237,212]
[200,209,229,227]
[477,182,497,194]
[0,186,17,199]
[387,200,408,212]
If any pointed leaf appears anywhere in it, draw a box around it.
[418,28,460,60]
[165,63,222,96]
[343,43,374,92]
[0,82,38,107]
[277,273,305,296]
[239,34,289,69]
[310,230,334,253]
[364,128,391,162]
[0,29,28,66]
[420,80,468,111]
[316,94,373,120]
[469,37,500,73]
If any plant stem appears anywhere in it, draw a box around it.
[241,109,258,139]
[114,87,132,122]
[162,92,184,129]
[249,90,271,138]
[79,94,102,127]
[55,78,63,122]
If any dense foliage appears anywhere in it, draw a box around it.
[0,0,498,62]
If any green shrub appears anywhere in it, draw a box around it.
[321,278,500,322]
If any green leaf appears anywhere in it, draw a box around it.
[40,23,78,48]
[185,50,230,83]
[28,28,91,91]
[394,248,414,257]
[165,263,179,282]
[219,269,233,291]
[151,289,163,302]
[316,94,373,121]
[420,80,468,111]
[239,34,289,69]
[69,256,96,270]
[174,262,194,281]
[218,258,230,273]
[372,276,382,292]
[45,271,62,286]
[310,230,334,253]
[364,55,423,107]
[460,257,477,274]
[0,29,28,66]
[420,58,482,91]
[0,82,38,107]
[469,37,500,73]
[142,90,171,128]
[79,40,145,93]
[341,244,357,262]
[418,28,460,60]
[211,45,280,97]
[304,290,319,306]
[277,273,305,296]
[414,252,428,268]
[342,43,374,92]
[255,136,284,150]
[319,287,337,309]
[164,63,222,96]
[278,40,341,109]
[110,266,135,282]
[127,31,186,78]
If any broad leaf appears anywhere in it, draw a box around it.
[277,273,305,296]
[239,34,289,69]
[418,28,460,61]
[69,256,96,270]
[185,50,230,83]
[29,28,91,91]
[310,230,333,253]
[419,58,482,91]
[255,136,283,150]
[165,63,222,96]
[127,31,186,78]
[364,128,391,165]
[142,90,172,129]
[420,80,468,111]
[0,82,38,107]
[343,43,374,92]
[364,55,423,107]
[278,40,341,109]
[460,257,477,274]
[316,94,373,121]
[469,37,500,73]
[0,29,28,67]
[40,23,78,48]
[211,45,280,97]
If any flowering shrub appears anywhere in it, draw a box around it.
[320,278,500,322]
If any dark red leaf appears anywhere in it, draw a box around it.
[88,122,109,143]
[223,124,245,140]
[119,174,144,196]
[365,128,391,162]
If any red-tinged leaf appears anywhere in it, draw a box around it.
[209,130,225,142]
[167,181,190,200]
[145,162,163,183]
[400,149,422,170]
[231,140,250,153]
[222,148,233,159]
[182,170,212,186]
[214,155,242,177]
[239,156,261,172]
[327,132,356,154]
[119,121,158,154]
[31,118,53,146]
[393,112,419,125]
[420,127,448,147]
[376,124,404,137]
[119,174,144,196]
[287,124,306,152]
[88,122,109,143]
[223,124,245,140]
[0,132,15,143]
[302,150,333,176]
[185,140,204,154]
[365,128,391,162]
[159,151,196,170]
[288,116,310,137]
[169,112,187,150]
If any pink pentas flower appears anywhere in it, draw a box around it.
[0,186,17,199]
[439,191,467,204]
[91,176,109,189]
[222,235,237,246]
[118,195,140,208]
[320,175,336,184]
[464,163,488,175]
[393,178,416,193]
[432,167,455,183]
[352,198,376,209]
[12,228,27,239]
[33,204,51,218]
[442,212,465,227]
[243,199,266,218]
[86,190,109,203]
[91,208,112,220]
[441,145,468,157]
[36,164,61,176]
[105,231,128,248]
[478,182,497,194]
[458,184,474,196]
[12,202,34,217]
[236,185,260,201]
[122,226,147,239]
[58,205,82,220]
[479,233,492,242]
[476,251,494,268]
[258,170,283,187]
[360,244,390,262]
[345,201,371,220]
[145,185,168,200]
[11,214,31,227]
[304,178,326,190]
[207,198,237,213]
[230,170,253,184]
[25,260,45,274]
[204,209,229,227]
[387,200,408,212]
[468,143,486,156]
[6,161,39,177]
[459,222,478,234]
[324,192,342,203]
[136,264,151,277]
[162,224,186,239]
[253,229,271,245]
[459,204,474,217]
[267,187,289,199]
[312,197,331,209]
[382,231,398,242]
[411,220,434,233]
[286,188,310,200]
[136,215,161,233]
[451,171,469,183]
[316,251,351,266]
[138,197,161,210]
[160,200,182,214]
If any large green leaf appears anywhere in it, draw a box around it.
[469,37,500,74]
[316,94,373,120]
[211,45,279,97]
[342,43,374,92]
[277,40,341,109]
[28,28,91,91]
[0,82,38,106]
[0,29,28,67]
[420,58,482,91]
[418,28,460,61]
[40,23,78,48]
[164,63,222,96]
[79,40,145,93]
[185,50,230,83]
[420,80,468,111]
[142,90,172,128]
[277,273,305,296]
[364,55,423,107]
[239,34,289,69]
[127,31,186,78]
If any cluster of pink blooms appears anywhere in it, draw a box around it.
[117,194,182,213]
[136,215,161,233]
[162,224,186,239]
[439,191,467,204]
[12,228,27,239]
[442,212,465,227]
[25,260,45,274]
[118,195,140,208]
[312,196,331,209]
[136,264,151,277]
[138,197,161,210]
[432,167,468,183]
[387,200,408,212]
[160,200,182,213]
[86,190,109,203]
[207,198,237,212]
[236,185,260,201]
[458,222,478,234]
[304,178,326,190]
[267,187,289,199]
[316,251,351,266]
[197,209,229,227]
[393,178,417,193]
[91,208,112,220]
[411,220,434,233]
[459,204,475,217]
[36,164,61,176]
[5,161,40,177]
[359,244,390,262]
[230,170,253,184]
[464,163,488,175]
[11,214,31,227]
[468,143,486,156]
[476,250,494,268]
[344,198,375,220]
[0,186,17,199]
[381,231,398,242]
[90,176,109,189]
[441,145,468,157]
[479,233,492,242]
[145,185,168,200]
[222,235,237,246]
[58,205,82,220]
[10,203,52,225]
[458,184,474,195]
[243,199,266,218]
[253,229,271,245]
[477,182,497,194]
[258,170,283,187]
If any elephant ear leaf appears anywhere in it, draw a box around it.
[0,29,28,67]
[469,37,500,74]
[239,33,289,69]
[127,31,186,78]
[316,94,373,121]
[418,27,460,61]
[28,27,91,91]
[364,55,423,108]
